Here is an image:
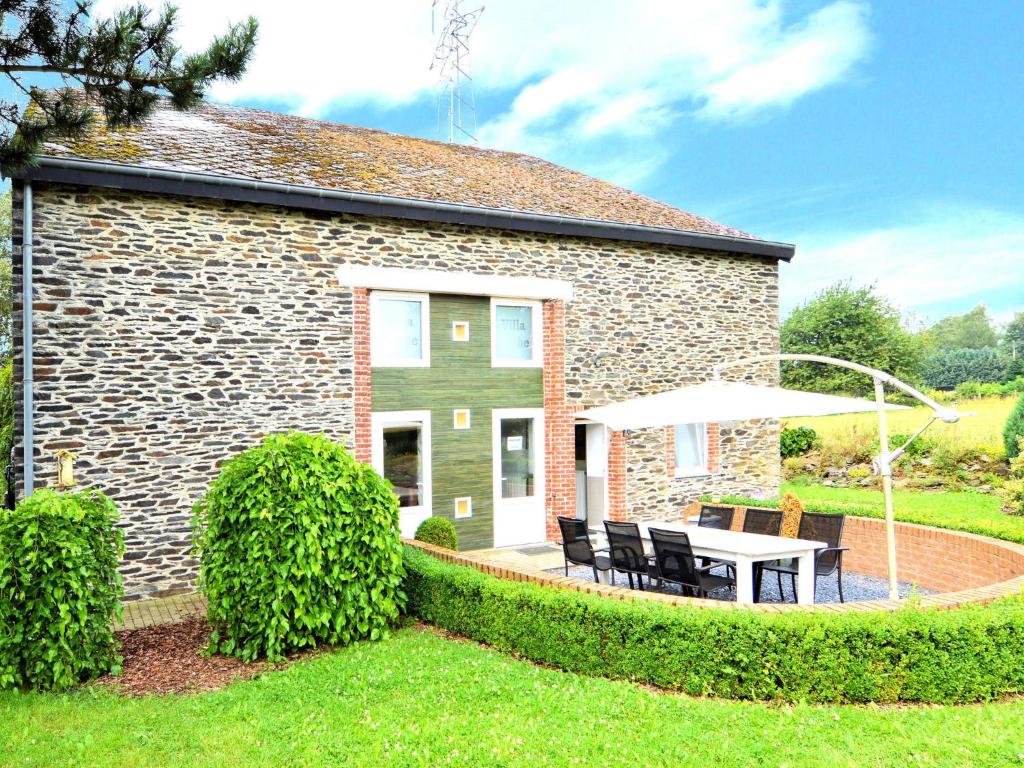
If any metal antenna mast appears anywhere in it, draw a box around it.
[431,0,484,143]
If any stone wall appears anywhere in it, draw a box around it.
[13,182,780,597]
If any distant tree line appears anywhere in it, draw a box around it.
[781,281,1024,396]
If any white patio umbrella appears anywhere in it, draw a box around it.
[577,354,963,601]
[576,380,906,431]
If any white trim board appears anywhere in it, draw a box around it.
[338,264,574,301]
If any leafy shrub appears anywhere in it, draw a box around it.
[0,489,123,690]
[847,467,871,479]
[953,378,1024,400]
[415,517,458,549]
[778,492,803,537]
[781,456,810,479]
[403,545,1024,703]
[193,432,406,662]
[922,347,1006,390]
[1005,396,1024,460]
[891,432,935,460]
[1000,480,1024,516]
[1002,441,1024,515]
[780,426,818,458]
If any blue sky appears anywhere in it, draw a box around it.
[71,2,1024,325]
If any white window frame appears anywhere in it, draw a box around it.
[674,422,710,478]
[452,320,470,342]
[490,298,543,368]
[454,496,473,519]
[453,408,471,430]
[371,410,433,536]
[370,290,430,368]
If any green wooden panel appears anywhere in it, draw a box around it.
[371,294,543,550]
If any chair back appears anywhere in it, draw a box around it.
[649,527,701,590]
[698,504,734,530]
[797,512,845,575]
[603,520,647,574]
[557,516,594,567]
[742,507,783,536]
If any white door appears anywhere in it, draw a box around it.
[492,408,546,547]
[584,423,608,529]
[371,411,432,538]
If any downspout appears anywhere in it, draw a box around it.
[21,181,33,497]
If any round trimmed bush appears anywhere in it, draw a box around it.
[415,517,458,549]
[0,488,124,691]
[193,432,405,661]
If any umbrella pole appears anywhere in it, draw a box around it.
[874,377,899,600]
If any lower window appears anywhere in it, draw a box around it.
[371,411,432,537]
[674,423,709,477]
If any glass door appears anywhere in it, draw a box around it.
[371,411,432,538]
[492,408,545,547]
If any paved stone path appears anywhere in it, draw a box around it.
[117,592,207,631]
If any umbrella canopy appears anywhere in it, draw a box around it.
[576,381,908,431]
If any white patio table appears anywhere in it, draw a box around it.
[590,521,827,605]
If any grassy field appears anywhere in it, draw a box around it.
[783,394,1017,458]
[2,627,1024,768]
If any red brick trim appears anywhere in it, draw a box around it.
[707,422,721,473]
[543,300,575,540]
[352,287,372,464]
[607,430,627,521]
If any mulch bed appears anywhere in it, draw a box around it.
[97,619,266,697]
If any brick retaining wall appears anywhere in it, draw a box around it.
[408,512,1024,612]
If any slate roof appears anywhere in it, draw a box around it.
[40,101,762,242]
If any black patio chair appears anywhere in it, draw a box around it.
[762,512,849,602]
[742,507,783,536]
[736,507,784,601]
[557,516,613,583]
[604,520,656,590]
[696,504,736,571]
[648,527,735,599]
[698,503,735,530]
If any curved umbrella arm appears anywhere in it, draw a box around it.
[713,353,961,423]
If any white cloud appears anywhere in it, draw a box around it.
[700,2,870,119]
[781,205,1024,322]
[92,0,871,177]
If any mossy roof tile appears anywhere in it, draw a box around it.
[42,101,758,240]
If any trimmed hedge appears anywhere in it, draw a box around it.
[193,432,406,662]
[403,546,1024,703]
[0,489,124,691]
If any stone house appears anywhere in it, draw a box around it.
[8,102,794,598]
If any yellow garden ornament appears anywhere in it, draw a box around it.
[54,449,77,488]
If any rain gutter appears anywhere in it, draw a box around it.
[14,157,796,261]
[21,181,33,497]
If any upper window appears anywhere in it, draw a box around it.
[371,291,430,367]
[491,299,542,367]
[674,423,709,477]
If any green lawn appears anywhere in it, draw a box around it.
[3,627,1024,768]
[780,481,1024,544]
